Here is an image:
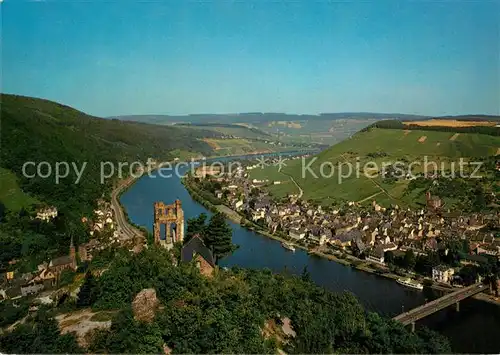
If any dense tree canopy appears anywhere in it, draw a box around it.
[0,308,83,354]
[203,212,235,263]
[81,248,451,354]
[1,246,451,354]
[184,213,208,243]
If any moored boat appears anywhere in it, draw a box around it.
[397,277,423,290]
[281,242,295,252]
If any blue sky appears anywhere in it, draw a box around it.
[3,1,499,117]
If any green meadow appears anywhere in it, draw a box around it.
[0,168,38,211]
[256,128,500,207]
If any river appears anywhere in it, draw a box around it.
[121,155,500,353]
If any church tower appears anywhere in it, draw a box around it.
[69,235,77,270]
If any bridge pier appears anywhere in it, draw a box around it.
[393,283,485,329]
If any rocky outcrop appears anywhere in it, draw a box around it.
[56,309,112,348]
[132,288,159,323]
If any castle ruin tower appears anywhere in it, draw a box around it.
[175,199,184,244]
[69,235,77,270]
[153,200,185,250]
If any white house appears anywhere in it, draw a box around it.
[367,246,385,264]
[289,229,306,241]
[309,234,327,246]
[234,200,244,210]
[252,210,265,221]
[381,242,398,252]
[476,245,499,257]
[36,207,58,221]
[432,265,455,283]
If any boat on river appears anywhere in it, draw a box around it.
[281,242,295,252]
[397,277,423,290]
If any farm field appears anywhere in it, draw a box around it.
[213,125,270,138]
[248,165,289,182]
[202,138,292,157]
[178,124,271,140]
[403,119,498,127]
[255,128,500,207]
[315,128,500,158]
[255,118,379,145]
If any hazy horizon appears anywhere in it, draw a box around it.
[3,1,499,117]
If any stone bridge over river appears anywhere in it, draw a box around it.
[393,283,486,331]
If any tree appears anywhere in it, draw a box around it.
[491,274,499,297]
[403,250,416,271]
[415,251,440,276]
[0,202,6,222]
[59,269,75,287]
[0,308,83,353]
[384,251,395,265]
[77,271,97,307]
[250,188,259,198]
[416,327,452,354]
[301,266,311,282]
[203,212,234,264]
[185,213,208,244]
[90,309,163,354]
[458,265,479,286]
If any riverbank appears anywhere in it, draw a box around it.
[110,164,164,247]
[182,178,399,274]
[182,177,500,307]
[111,175,147,250]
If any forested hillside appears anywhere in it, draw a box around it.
[1,94,219,212]
[0,94,218,270]
[0,247,451,354]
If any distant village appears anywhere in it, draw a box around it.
[191,157,500,289]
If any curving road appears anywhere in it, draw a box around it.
[280,170,303,198]
[111,176,146,244]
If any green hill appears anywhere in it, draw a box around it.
[0,94,219,269]
[260,127,500,208]
[1,94,219,211]
[318,128,499,157]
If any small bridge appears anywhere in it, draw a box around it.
[393,283,486,331]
